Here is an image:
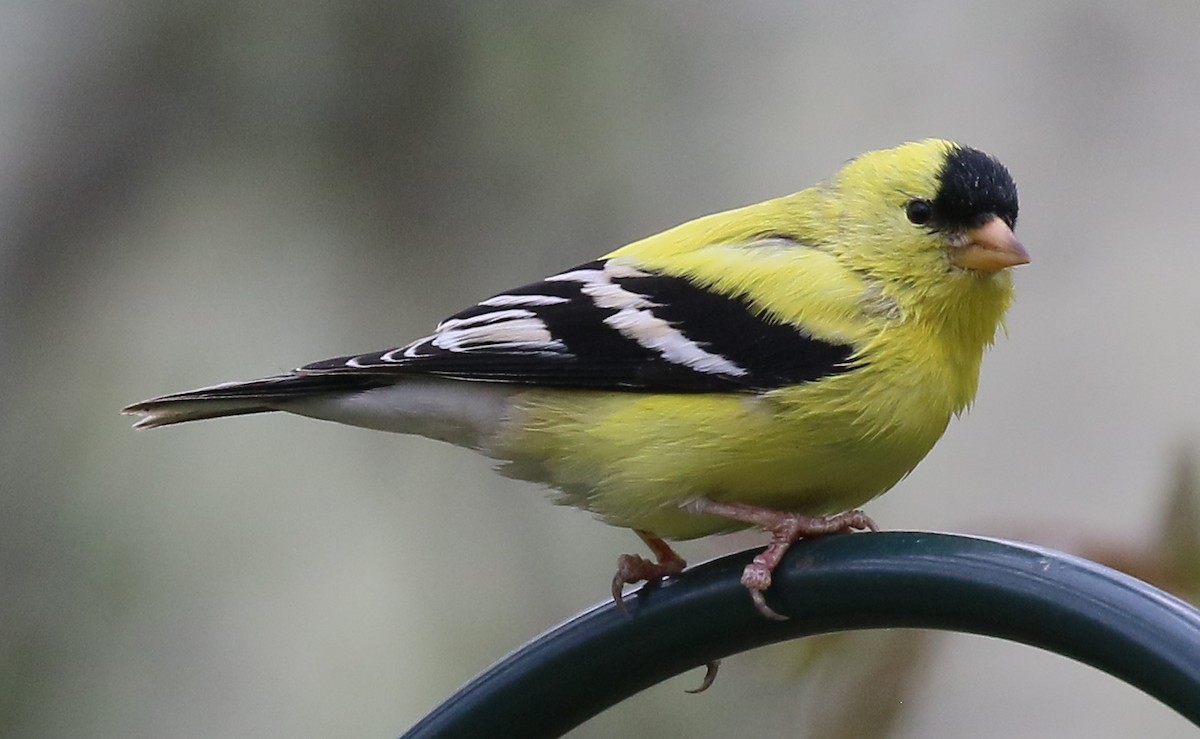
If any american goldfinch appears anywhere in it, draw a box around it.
[125,138,1027,621]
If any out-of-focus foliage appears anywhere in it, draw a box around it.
[2,3,1200,738]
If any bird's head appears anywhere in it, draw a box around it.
[828,139,1028,286]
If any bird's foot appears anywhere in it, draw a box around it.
[685,499,878,620]
[611,531,719,692]
[611,529,687,612]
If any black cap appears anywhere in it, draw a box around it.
[932,146,1019,230]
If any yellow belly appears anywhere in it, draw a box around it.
[493,361,957,539]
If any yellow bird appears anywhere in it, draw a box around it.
[125,139,1028,621]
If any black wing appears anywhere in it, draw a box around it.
[299,259,856,392]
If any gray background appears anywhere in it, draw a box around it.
[2,3,1198,737]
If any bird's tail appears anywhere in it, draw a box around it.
[122,373,388,429]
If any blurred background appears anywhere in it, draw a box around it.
[3,2,1200,737]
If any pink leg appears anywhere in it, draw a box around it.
[685,498,878,620]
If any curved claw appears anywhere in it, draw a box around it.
[611,573,629,614]
[749,588,788,621]
[685,660,722,694]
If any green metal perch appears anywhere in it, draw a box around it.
[401,532,1200,738]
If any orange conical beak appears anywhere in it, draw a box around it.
[950,216,1030,272]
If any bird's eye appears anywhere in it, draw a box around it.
[905,198,933,225]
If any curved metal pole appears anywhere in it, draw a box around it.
[401,532,1200,738]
